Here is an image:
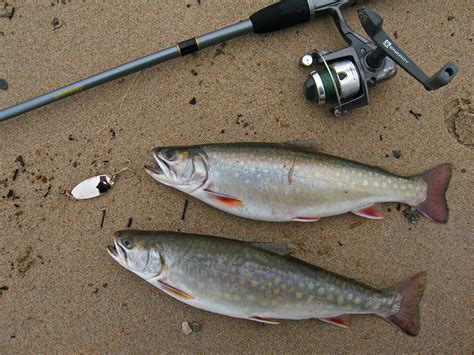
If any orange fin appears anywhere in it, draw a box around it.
[204,189,243,207]
[318,315,349,328]
[292,216,321,222]
[158,281,194,300]
[249,316,280,325]
[352,204,383,220]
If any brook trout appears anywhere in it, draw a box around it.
[145,143,451,223]
[108,230,425,336]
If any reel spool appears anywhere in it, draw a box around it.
[305,59,360,105]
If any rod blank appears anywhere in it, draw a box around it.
[0,20,254,122]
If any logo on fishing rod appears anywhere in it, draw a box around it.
[383,40,410,64]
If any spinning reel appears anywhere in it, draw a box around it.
[301,6,458,116]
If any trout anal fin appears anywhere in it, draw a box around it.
[249,316,280,325]
[352,204,383,220]
[318,315,349,328]
[157,281,194,300]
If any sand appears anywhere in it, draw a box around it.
[0,0,472,353]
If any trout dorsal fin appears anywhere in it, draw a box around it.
[250,242,291,256]
[284,138,319,151]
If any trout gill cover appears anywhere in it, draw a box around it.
[108,230,425,336]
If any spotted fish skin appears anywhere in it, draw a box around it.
[160,233,396,319]
[146,143,452,222]
[109,231,425,335]
[197,144,426,221]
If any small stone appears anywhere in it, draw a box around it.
[392,150,401,159]
[189,97,197,105]
[409,110,422,120]
[181,321,192,335]
[403,207,421,225]
[15,155,25,167]
[0,79,8,90]
[191,322,201,333]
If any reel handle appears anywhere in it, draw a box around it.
[358,7,458,91]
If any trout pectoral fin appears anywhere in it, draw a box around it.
[157,281,194,300]
[249,316,280,325]
[204,189,243,207]
[318,315,349,328]
[352,204,383,220]
[292,216,321,222]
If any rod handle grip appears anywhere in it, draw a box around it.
[250,0,311,34]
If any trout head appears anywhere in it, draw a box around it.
[145,146,208,193]
[108,230,164,280]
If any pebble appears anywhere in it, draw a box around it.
[403,207,421,225]
[181,321,193,335]
[191,322,201,333]
[0,79,8,90]
[182,321,201,335]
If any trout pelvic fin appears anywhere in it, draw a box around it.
[204,189,243,207]
[318,315,350,328]
[352,204,383,220]
[249,316,280,325]
[157,281,194,300]
[292,216,321,222]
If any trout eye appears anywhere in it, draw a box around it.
[163,150,177,161]
[123,239,131,248]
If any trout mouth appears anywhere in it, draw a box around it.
[144,156,170,179]
[107,240,127,263]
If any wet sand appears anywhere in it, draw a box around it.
[0,0,472,353]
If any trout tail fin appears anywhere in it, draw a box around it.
[415,163,452,223]
[384,272,426,336]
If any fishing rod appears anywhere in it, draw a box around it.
[0,0,457,122]
[2,0,356,122]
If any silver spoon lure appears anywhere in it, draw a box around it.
[70,161,130,200]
